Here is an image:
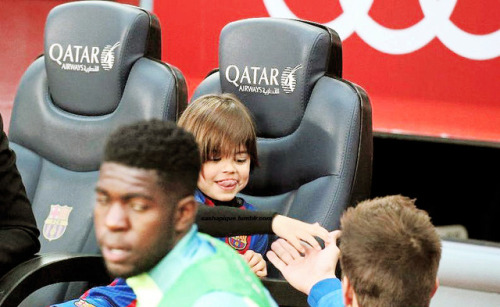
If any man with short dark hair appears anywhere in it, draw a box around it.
[0,114,40,277]
[54,119,277,306]
[268,195,442,307]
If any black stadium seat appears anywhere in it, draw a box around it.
[0,1,186,306]
[192,18,373,232]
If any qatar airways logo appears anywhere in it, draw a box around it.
[48,42,121,73]
[225,64,303,95]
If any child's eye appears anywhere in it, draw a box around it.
[235,153,249,164]
[208,156,221,162]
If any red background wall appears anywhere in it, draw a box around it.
[156,0,500,144]
[1,0,499,144]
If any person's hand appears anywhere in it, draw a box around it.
[243,250,267,277]
[267,230,341,295]
[271,215,330,253]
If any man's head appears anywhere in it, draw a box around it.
[340,195,442,307]
[94,120,200,278]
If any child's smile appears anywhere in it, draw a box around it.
[198,147,250,201]
[216,179,239,190]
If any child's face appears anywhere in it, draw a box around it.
[198,145,250,201]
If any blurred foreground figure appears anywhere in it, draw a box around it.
[0,114,40,277]
[268,195,442,307]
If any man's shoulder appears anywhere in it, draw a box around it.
[195,231,242,258]
[166,232,275,306]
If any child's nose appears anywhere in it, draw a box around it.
[221,159,237,173]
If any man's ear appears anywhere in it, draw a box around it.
[174,195,198,233]
[342,275,355,306]
[431,277,439,298]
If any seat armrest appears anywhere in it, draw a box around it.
[262,277,308,307]
[438,239,500,293]
[0,254,110,307]
[0,255,308,307]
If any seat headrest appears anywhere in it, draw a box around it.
[219,18,342,138]
[44,1,161,116]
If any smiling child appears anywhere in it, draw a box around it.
[178,93,268,277]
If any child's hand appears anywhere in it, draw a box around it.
[242,250,267,277]
[271,215,330,253]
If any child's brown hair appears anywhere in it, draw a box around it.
[178,94,258,169]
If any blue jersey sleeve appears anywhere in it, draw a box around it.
[50,278,136,307]
[249,233,269,254]
[307,278,344,307]
[243,201,269,254]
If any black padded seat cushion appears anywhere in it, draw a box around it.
[44,1,160,116]
[192,18,372,230]
[6,2,187,305]
[9,1,184,172]
[219,18,341,138]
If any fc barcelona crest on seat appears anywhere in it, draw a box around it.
[43,204,73,241]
